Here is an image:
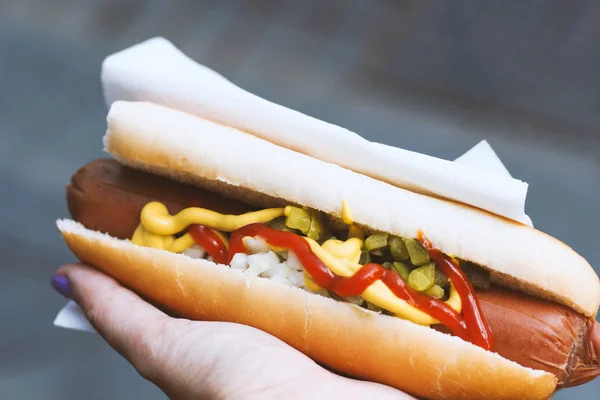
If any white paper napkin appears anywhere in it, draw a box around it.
[101,38,531,225]
[54,299,95,332]
[54,140,527,332]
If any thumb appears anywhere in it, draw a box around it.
[53,263,172,382]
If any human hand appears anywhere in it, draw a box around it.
[52,264,414,400]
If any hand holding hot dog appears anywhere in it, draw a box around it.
[56,101,600,399]
[53,38,600,400]
[53,263,414,400]
[66,158,600,390]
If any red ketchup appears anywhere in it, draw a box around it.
[189,224,229,265]
[227,223,496,349]
[419,232,494,351]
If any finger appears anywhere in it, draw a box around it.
[54,263,171,379]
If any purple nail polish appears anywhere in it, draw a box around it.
[51,275,72,298]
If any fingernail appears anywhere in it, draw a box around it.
[51,275,72,298]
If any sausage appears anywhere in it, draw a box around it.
[67,158,600,388]
[432,287,600,388]
[67,159,254,239]
[476,287,600,388]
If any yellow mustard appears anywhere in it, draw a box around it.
[131,201,462,326]
[131,225,196,253]
[303,238,462,325]
[140,202,286,235]
[307,200,462,324]
[132,202,284,252]
[341,200,354,225]
[321,238,363,264]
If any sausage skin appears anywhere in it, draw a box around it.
[66,158,600,388]
[67,159,254,239]
[467,287,599,388]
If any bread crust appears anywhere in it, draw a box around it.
[57,219,557,400]
[102,37,531,224]
[67,157,600,388]
[103,101,600,317]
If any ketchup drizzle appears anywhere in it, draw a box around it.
[189,224,229,265]
[419,233,494,351]
[228,223,485,346]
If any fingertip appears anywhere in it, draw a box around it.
[52,263,94,299]
[56,262,102,280]
[54,262,169,360]
[51,274,72,298]
[53,262,177,386]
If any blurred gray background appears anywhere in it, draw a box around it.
[1,0,599,399]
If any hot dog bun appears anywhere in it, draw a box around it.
[66,158,600,389]
[57,100,600,398]
[102,37,531,224]
[103,101,600,317]
[57,218,556,400]
[67,158,254,239]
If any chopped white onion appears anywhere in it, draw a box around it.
[270,272,291,286]
[224,237,313,291]
[286,251,303,271]
[183,245,206,260]
[230,253,249,271]
[242,236,270,253]
[244,251,280,277]
[261,262,287,278]
[289,271,306,287]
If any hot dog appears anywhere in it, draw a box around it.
[57,101,600,399]
[67,158,253,239]
[475,288,600,388]
[67,158,600,389]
